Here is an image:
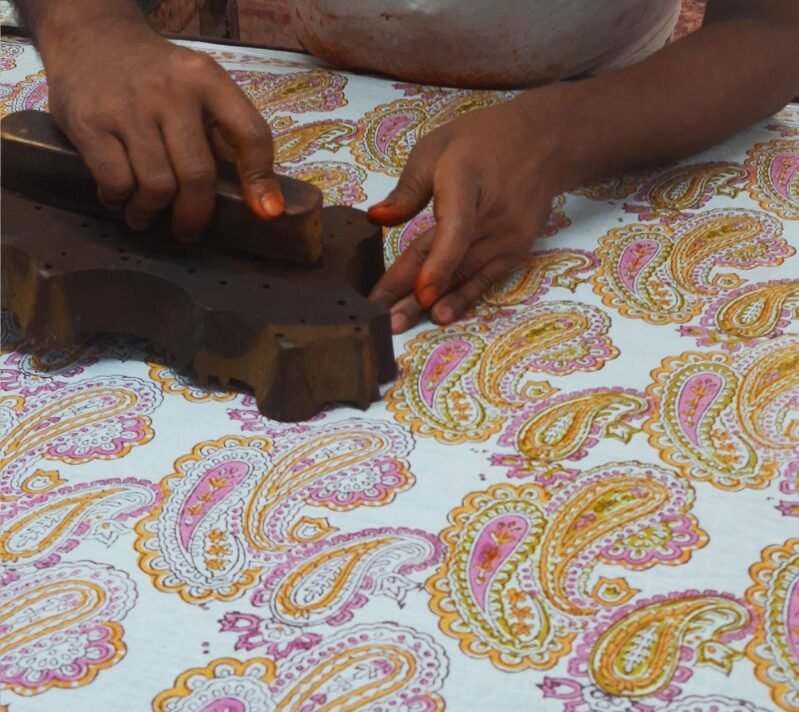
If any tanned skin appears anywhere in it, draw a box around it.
[15,0,799,332]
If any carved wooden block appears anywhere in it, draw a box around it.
[1,112,395,422]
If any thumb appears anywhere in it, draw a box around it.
[204,77,284,221]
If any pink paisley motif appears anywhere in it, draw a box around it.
[179,461,252,550]
[469,515,530,609]
[618,239,662,294]
[375,111,418,154]
[0,346,100,395]
[419,340,476,410]
[769,151,799,199]
[675,372,726,447]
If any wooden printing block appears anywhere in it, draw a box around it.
[1,111,396,422]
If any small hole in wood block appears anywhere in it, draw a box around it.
[187,268,196,274]
[262,283,271,289]
[81,222,89,228]
[275,332,285,338]
[300,319,307,324]
[346,220,353,226]
[338,300,347,306]
[60,251,67,257]
[120,256,130,262]
[118,248,127,254]
[44,263,53,269]
[354,326,363,332]
[349,315,357,321]
[135,259,143,265]
[219,280,228,286]
[34,204,42,211]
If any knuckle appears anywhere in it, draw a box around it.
[139,173,177,204]
[173,49,216,75]
[179,163,216,189]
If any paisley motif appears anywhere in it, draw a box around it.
[352,90,516,176]
[0,376,161,496]
[481,249,598,309]
[0,70,47,116]
[494,388,652,478]
[0,562,136,695]
[745,537,799,711]
[0,478,160,569]
[277,160,367,206]
[272,117,358,164]
[645,338,799,490]
[571,592,751,700]
[0,41,22,72]
[251,527,444,625]
[384,209,436,265]
[0,344,101,395]
[147,362,236,403]
[745,139,799,220]
[591,209,791,324]
[229,69,348,118]
[623,162,747,222]
[572,173,646,200]
[427,462,706,671]
[684,279,799,351]
[387,302,617,444]
[153,623,448,711]
[135,420,415,602]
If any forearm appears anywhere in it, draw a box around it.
[533,0,799,191]
[14,0,149,64]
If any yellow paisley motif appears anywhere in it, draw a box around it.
[714,281,799,343]
[745,538,799,711]
[746,139,799,220]
[484,251,595,307]
[515,391,650,464]
[0,487,125,563]
[539,476,673,616]
[634,162,746,219]
[590,595,750,697]
[0,385,153,475]
[274,119,358,164]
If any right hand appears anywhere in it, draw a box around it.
[44,18,283,240]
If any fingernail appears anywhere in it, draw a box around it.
[261,193,284,218]
[417,285,438,309]
[436,305,455,324]
[391,311,409,334]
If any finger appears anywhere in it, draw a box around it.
[367,135,442,226]
[389,293,426,334]
[161,105,217,241]
[369,228,434,309]
[432,255,518,325]
[414,166,480,308]
[71,131,136,210]
[122,122,178,231]
[201,68,282,220]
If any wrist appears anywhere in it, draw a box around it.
[513,80,620,194]
[36,2,149,68]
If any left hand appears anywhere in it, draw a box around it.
[368,90,570,334]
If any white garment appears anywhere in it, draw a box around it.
[292,0,683,87]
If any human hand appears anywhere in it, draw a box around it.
[43,18,282,240]
[368,90,571,334]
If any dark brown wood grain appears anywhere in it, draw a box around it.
[1,110,324,263]
[0,110,395,421]
[1,189,395,421]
